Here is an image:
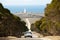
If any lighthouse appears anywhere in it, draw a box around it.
[24,8,27,13]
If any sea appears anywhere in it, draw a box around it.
[4,5,46,13]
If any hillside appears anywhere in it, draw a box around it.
[0,3,28,37]
[32,0,60,36]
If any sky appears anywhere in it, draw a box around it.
[0,0,52,6]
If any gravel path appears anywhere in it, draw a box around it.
[0,36,60,40]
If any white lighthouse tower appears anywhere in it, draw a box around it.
[24,8,27,13]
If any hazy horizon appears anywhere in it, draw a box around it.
[0,0,52,13]
[4,5,46,13]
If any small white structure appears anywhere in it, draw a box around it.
[24,8,27,13]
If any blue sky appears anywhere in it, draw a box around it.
[0,0,52,6]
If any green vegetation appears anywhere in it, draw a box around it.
[0,3,28,37]
[32,0,60,36]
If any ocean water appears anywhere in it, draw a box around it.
[4,6,46,13]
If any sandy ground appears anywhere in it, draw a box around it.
[42,36,60,40]
[0,36,60,40]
